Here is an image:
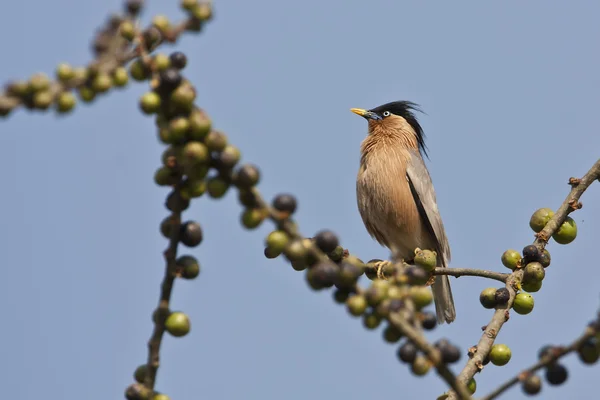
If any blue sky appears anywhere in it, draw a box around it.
[1,1,599,399]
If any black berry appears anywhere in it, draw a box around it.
[159,68,182,92]
[273,193,297,214]
[545,363,568,385]
[169,51,188,69]
[180,221,203,247]
[522,245,541,263]
[235,164,260,188]
[421,312,437,330]
[165,190,190,212]
[397,341,418,363]
[314,230,339,253]
[494,287,510,305]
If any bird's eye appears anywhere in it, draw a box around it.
[382,111,391,117]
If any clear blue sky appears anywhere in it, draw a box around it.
[1,1,599,399]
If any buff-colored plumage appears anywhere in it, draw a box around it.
[354,106,456,324]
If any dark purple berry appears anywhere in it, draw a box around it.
[398,341,418,363]
[273,193,297,214]
[180,221,203,247]
[522,245,541,263]
[169,51,188,69]
[545,363,568,385]
[495,287,510,305]
[159,68,182,92]
[314,230,339,253]
[421,312,437,330]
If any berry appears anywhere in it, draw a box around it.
[180,221,203,247]
[176,255,200,279]
[539,249,551,268]
[421,312,437,330]
[501,249,521,270]
[410,286,433,309]
[165,190,190,212]
[577,339,599,364]
[158,68,182,92]
[405,266,429,285]
[365,279,390,306]
[414,249,437,272]
[314,230,339,253]
[552,216,577,245]
[234,164,260,189]
[383,324,403,343]
[522,279,542,293]
[522,374,542,395]
[164,312,191,337]
[125,383,151,400]
[265,230,289,255]
[139,92,161,114]
[205,130,228,151]
[436,340,461,363]
[513,293,534,315]
[522,245,541,263]
[207,176,230,199]
[545,363,568,385]
[273,193,297,214]
[169,51,188,69]
[467,378,477,394]
[346,294,367,316]
[529,208,554,233]
[494,287,510,305]
[133,364,148,383]
[333,289,350,304]
[283,239,308,262]
[410,356,430,376]
[398,341,418,363]
[362,312,382,330]
[489,344,512,366]
[306,261,338,289]
[480,287,497,309]
[523,262,545,283]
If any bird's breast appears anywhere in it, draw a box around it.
[356,149,429,257]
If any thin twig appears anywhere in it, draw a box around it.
[478,324,598,400]
[433,268,508,283]
[447,158,600,400]
[144,182,184,394]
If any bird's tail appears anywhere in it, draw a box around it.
[432,274,456,324]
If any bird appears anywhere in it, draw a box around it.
[350,101,455,324]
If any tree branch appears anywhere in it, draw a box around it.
[478,323,598,400]
[433,268,508,283]
[447,158,600,400]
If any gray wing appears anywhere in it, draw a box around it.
[405,149,451,267]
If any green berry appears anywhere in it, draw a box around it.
[414,249,437,272]
[30,73,50,91]
[479,287,497,309]
[383,324,403,343]
[346,294,367,316]
[133,364,149,383]
[56,63,75,82]
[362,311,382,330]
[501,249,521,270]
[170,84,196,108]
[56,92,76,113]
[205,130,228,152]
[78,86,96,102]
[206,176,230,198]
[140,92,161,114]
[539,249,551,268]
[522,279,542,293]
[176,255,200,279]
[120,21,136,40]
[112,67,129,87]
[182,141,209,165]
[513,293,534,315]
[153,53,171,71]
[152,15,171,32]
[523,262,545,283]
[91,73,112,93]
[180,179,206,199]
[164,312,190,337]
[410,286,433,309]
[265,230,289,255]
[129,60,150,81]
[188,109,211,140]
[467,378,476,394]
[529,208,554,233]
[365,279,390,306]
[241,208,266,229]
[552,216,577,244]
[410,356,430,376]
[489,344,512,366]
[154,167,177,186]
[577,339,599,364]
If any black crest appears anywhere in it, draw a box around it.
[369,101,428,158]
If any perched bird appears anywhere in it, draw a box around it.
[350,101,455,324]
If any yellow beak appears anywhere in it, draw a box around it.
[350,108,368,117]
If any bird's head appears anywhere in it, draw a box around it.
[350,101,428,157]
